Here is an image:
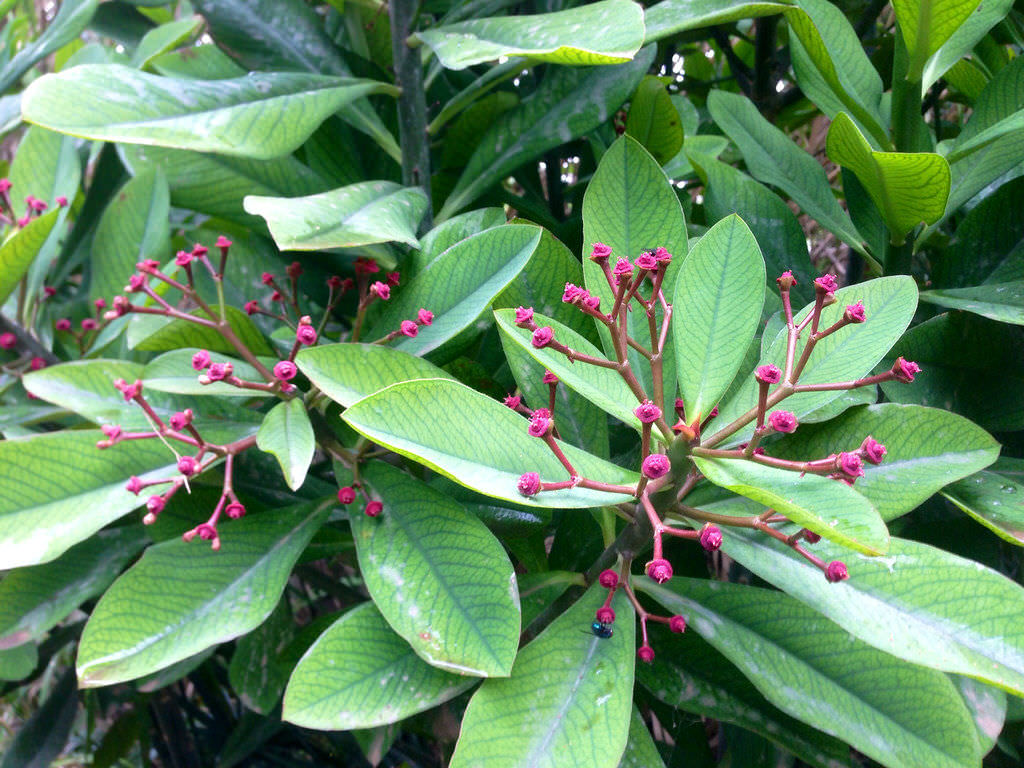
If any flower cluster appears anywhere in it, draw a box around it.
[509,245,921,662]
[0,176,67,230]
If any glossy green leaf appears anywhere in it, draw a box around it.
[22,65,397,159]
[257,399,315,491]
[354,462,520,676]
[618,708,665,768]
[368,224,541,355]
[892,0,983,80]
[77,500,330,686]
[130,16,204,70]
[342,378,639,508]
[943,470,1024,545]
[919,282,1024,325]
[715,521,1024,696]
[626,76,683,164]
[416,0,644,70]
[673,215,766,424]
[642,578,981,768]
[440,47,653,219]
[711,276,919,444]
[244,181,428,251]
[828,112,950,244]
[0,209,59,306]
[0,0,98,93]
[129,305,273,356]
[693,455,889,554]
[283,601,475,730]
[412,207,506,275]
[0,527,147,650]
[921,0,1013,89]
[297,343,453,409]
[644,0,791,42]
[450,584,634,768]
[0,431,174,569]
[90,167,171,303]
[707,91,868,256]
[142,349,263,396]
[495,308,641,430]
[947,56,1024,162]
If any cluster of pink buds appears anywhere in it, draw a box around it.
[336,483,384,517]
[0,177,67,229]
[511,245,922,661]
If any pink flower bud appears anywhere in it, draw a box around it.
[400,320,418,337]
[177,456,199,476]
[542,371,559,385]
[295,323,317,346]
[271,290,283,302]
[55,318,72,331]
[191,244,208,258]
[669,615,687,633]
[755,364,782,384]
[776,270,797,289]
[244,300,259,315]
[126,273,146,292]
[637,645,655,663]
[261,272,275,286]
[531,326,553,348]
[365,500,383,517]
[635,252,657,271]
[613,258,633,281]
[654,247,672,265]
[327,275,344,290]
[634,400,662,424]
[196,523,217,541]
[528,414,551,437]
[226,502,245,519]
[111,296,131,316]
[338,486,357,504]
[517,472,541,496]
[386,271,401,287]
[215,235,232,251]
[562,282,585,303]
[354,257,379,275]
[861,436,887,465]
[646,558,673,583]
[642,453,671,480]
[590,242,612,262]
[815,274,839,294]
[768,410,797,433]
[515,306,534,326]
[43,286,57,297]
[29,357,45,371]
[56,196,68,207]
[169,410,193,431]
[274,360,297,381]
[533,408,551,419]
[192,350,211,371]
[417,308,434,326]
[136,259,161,273]
[207,362,233,381]
[826,561,849,583]
[146,495,165,514]
[175,250,193,266]
[29,197,47,212]
[0,178,10,193]
[700,524,723,551]
[838,452,865,479]
[845,302,866,323]
[115,379,142,401]
[598,569,619,589]
[582,294,601,311]
[102,424,123,441]
[892,357,921,383]
[81,318,98,331]
[802,529,822,543]
[125,476,143,495]
[370,281,390,300]
[596,606,616,624]
[286,261,303,279]
[16,216,29,227]
[503,394,521,409]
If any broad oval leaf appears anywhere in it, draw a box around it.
[641,578,982,768]
[692,455,890,554]
[417,0,644,70]
[22,65,398,159]
[449,584,634,768]
[0,209,59,306]
[77,500,331,686]
[892,0,983,80]
[921,0,1014,89]
[257,399,315,491]
[244,181,428,250]
[919,281,1024,325]
[625,76,683,164]
[355,462,520,677]
[367,224,542,355]
[283,601,475,730]
[943,470,1024,545]
[644,0,791,42]
[673,215,766,424]
[342,378,639,508]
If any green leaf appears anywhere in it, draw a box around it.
[0,209,59,306]
[150,42,248,80]
[892,0,983,81]
[919,281,1024,325]
[283,601,475,730]
[257,399,315,491]
[355,462,520,676]
[715,521,1024,696]
[943,470,1024,545]
[8,126,81,221]
[142,349,263,396]
[129,305,273,356]
[618,708,666,768]
[77,500,330,687]
[947,56,1024,162]
[921,0,1013,89]
[0,0,98,93]
[0,643,37,683]
[368,224,542,355]
[772,403,999,521]
[644,0,791,42]
[130,16,204,70]
[0,431,175,569]
[642,578,982,768]
[296,343,453,408]
[413,207,506,276]
[707,91,868,256]
[953,674,1007,755]
[711,276,919,444]
[0,527,147,650]
[342,378,639,508]
[244,181,428,251]
[449,584,634,768]
[440,47,653,219]
[90,167,171,303]
[626,76,683,165]
[664,133,729,180]
[416,0,644,70]
[673,215,765,424]
[827,112,950,244]
[693,455,889,554]
[495,308,641,429]
[227,597,296,714]
[22,65,398,160]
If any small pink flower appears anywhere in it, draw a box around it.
[115,379,142,401]
[646,558,673,583]
[517,472,541,496]
[826,561,849,583]
[400,320,418,337]
[776,270,797,289]
[81,318,97,331]
[838,452,865,479]
[755,364,782,384]
[111,296,131,317]
[56,196,68,207]
[768,410,798,433]
[192,350,211,371]
[136,259,161,273]
[175,250,193,267]
[542,371,558,385]
[802,529,822,543]
[514,306,534,326]
[338,486,357,504]
[598,569,619,589]
[634,400,662,424]
[215,235,232,251]
[55,318,72,331]
[708,406,719,418]
[177,456,199,476]
[369,281,390,300]
[528,414,551,437]
[126,274,146,292]
[354,257,379,275]
[274,360,298,381]
[642,453,670,479]
[503,394,521,410]
[16,216,29,227]
[700,524,723,551]
[562,282,585,303]
[669,615,686,633]
[226,502,245,519]
[169,410,193,431]
[327,275,344,290]
[295,323,317,346]
[271,290,283,302]
[191,244,209,258]
[596,606,616,624]
[196,523,217,541]
[590,243,612,262]
[102,424,123,441]
[582,294,601,311]
[861,436,887,465]
[244,300,259,315]
[635,252,657,271]
[0,178,10,193]
[29,197,47,212]
[286,261,303,279]
[845,302,867,323]
[417,308,434,326]
[386,271,401,287]
[125,476,143,495]
[674,398,684,411]
[261,272,275,286]
[815,274,839,294]
[365,500,383,517]
[531,326,553,349]
[613,258,633,281]
[533,408,551,419]
[892,357,921,383]
[207,362,233,381]
[146,495,165,514]
[637,645,655,663]
[654,247,672,265]
[43,286,57,297]
[93,298,107,311]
